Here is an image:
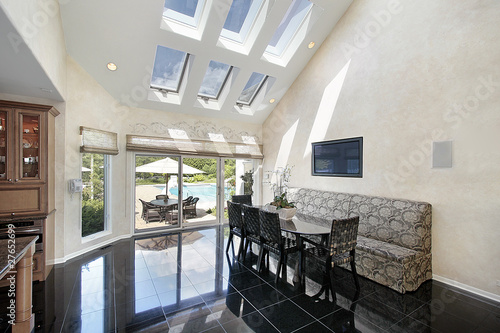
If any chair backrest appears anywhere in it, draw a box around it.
[156,194,168,200]
[259,209,282,246]
[191,197,199,204]
[232,194,252,206]
[242,204,259,238]
[227,201,243,229]
[329,216,360,256]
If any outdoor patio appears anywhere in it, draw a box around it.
[134,184,218,230]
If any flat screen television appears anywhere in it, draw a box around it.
[312,137,363,177]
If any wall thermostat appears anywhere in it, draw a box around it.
[69,179,83,193]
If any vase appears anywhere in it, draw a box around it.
[277,207,297,220]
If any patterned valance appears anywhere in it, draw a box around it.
[126,134,263,159]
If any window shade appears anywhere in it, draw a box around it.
[80,126,119,155]
[126,135,263,159]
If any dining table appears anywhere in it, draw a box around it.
[279,212,331,284]
[150,199,179,222]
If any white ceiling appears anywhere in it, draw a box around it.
[1,0,352,124]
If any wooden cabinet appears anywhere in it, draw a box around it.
[0,100,58,282]
[0,101,59,218]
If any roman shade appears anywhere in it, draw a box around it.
[80,126,119,155]
[126,134,263,159]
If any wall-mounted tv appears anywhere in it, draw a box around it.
[312,137,363,177]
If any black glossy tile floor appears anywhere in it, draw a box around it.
[1,225,499,332]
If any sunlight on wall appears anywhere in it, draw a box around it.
[274,119,299,170]
[303,59,351,158]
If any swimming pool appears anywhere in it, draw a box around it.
[159,184,231,203]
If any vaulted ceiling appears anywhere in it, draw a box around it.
[1,0,352,124]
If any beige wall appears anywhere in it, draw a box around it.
[263,0,500,297]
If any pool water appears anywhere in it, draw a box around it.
[166,184,231,203]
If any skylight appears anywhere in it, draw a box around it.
[163,0,205,27]
[220,0,263,44]
[198,61,232,99]
[265,0,313,56]
[151,45,189,92]
[237,72,267,105]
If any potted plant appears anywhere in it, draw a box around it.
[267,193,297,220]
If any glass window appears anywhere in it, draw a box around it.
[151,45,189,92]
[82,153,109,237]
[220,0,263,44]
[237,72,267,105]
[163,0,205,27]
[198,60,232,99]
[265,0,313,56]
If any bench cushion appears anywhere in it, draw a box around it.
[356,236,420,264]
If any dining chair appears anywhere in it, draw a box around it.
[231,194,252,206]
[139,199,162,223]
[259,209,298,283]
[303,216,360,300]
[184,197,199,217]
[226,201,245,260]
[241,204,262,262]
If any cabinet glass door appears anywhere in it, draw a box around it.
[0,110,7,180]
[20,113,40,180]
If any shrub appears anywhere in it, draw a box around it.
[82,199,104,237]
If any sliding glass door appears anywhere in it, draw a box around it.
[134,154,259,231]
[134,154,182,232]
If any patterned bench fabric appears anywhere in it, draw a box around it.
[348,194,432,253]
[287,188,350,220]
[287,187,432,293]
[356,236,419,264]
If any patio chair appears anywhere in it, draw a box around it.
[231,194,252,206]
[139,199,162,223]
[226,201,245,260]
[184,197,199,217]
[259,210,298,283]
[303,216,360,301]
[156,194,169,200]
[241,204,262,262]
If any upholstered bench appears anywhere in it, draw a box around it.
[286,187,432,293]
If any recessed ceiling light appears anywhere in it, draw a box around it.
[269,98,276,104]
[308,41,315,49]
[107,62,117,71]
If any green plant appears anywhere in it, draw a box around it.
[241,170,254,195]
[269,193,295,209]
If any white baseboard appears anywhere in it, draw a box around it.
[433,274,500,303]
[49,234,131,265]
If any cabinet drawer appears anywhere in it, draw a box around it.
[0,186,44,217]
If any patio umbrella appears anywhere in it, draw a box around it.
[135,157,205,195]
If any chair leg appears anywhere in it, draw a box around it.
[257,248,265,273]
[242,239,250,262]
[328,266,337,302]
[226,233,233,254]
[275,254,283,283]
[236,236,245,261]
[350,260,360,290]
[281,254,287,279]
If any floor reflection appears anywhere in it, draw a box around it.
[0,225,498,333]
